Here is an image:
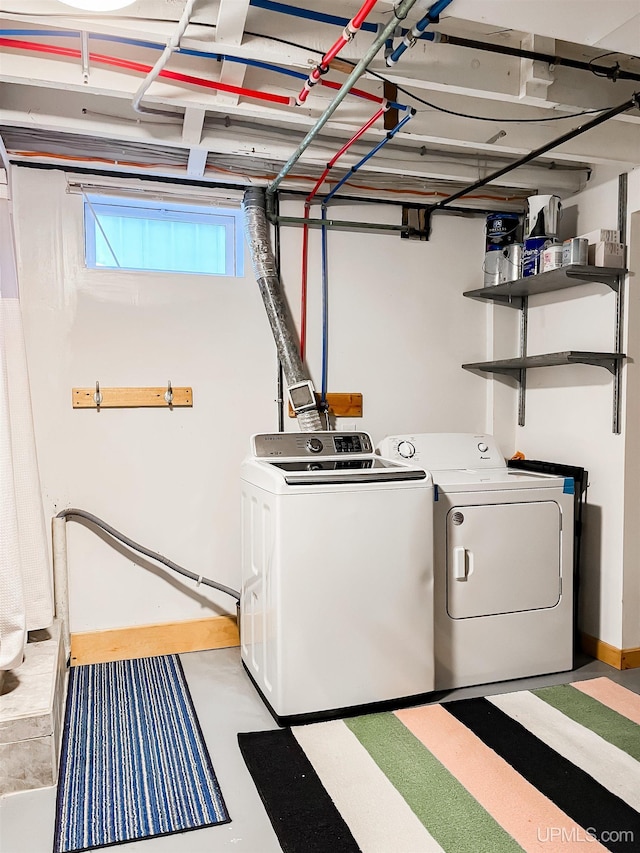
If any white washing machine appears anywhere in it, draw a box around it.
[240,431,434,725]
[378,433,574,691]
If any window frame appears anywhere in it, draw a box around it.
[83,194,244,277]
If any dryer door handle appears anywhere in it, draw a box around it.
[453,546,470,581]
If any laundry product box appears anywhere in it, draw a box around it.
[578,228,620,245]
[587,241,626,268]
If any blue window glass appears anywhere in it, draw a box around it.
[84,195,244,276]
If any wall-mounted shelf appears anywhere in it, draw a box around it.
[463,351,625,376]
[463,265,626,309]
[462,265,628,433]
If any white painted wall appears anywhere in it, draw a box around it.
[277,199,490,439]
[512,165,640,648]
[13,169,488,634]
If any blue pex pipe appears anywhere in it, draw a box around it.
[320,205,329,405]
[0,28,309,79]
[0,29,411,104]
[322,110,415,204]
[249,0,441,43]
[387,0,454,65]
[0,29,79,37]
[250,0,378,33]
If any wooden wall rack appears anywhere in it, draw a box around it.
[288,392,363,418]
[73,382,192,409]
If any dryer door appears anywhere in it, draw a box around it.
[446,501,561,618]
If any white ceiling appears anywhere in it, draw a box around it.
[0,0,639,205]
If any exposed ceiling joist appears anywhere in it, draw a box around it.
[0,0,638,202]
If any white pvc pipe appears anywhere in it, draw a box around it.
[52,517,70,660]
[132,0,196,117]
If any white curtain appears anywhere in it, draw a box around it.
[0,172,53,670]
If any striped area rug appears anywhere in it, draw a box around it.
[54,655,229,852]
[238,677,640,852]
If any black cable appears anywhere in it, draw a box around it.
[243,30,631,123]
[0,12,628,124]
[57,508,241,601]
[443,35,640,84]
[430,94,638,211]
[394,89,610,122]
[587,51,640,81]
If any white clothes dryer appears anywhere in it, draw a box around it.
[240,431,435,725]
[378,433,574,691]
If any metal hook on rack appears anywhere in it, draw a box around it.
[164,380,173,405]
[93,380,102,407]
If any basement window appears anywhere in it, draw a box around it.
[83,194,244,276]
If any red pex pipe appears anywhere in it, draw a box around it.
[305,106,385,202]
[297,0,379,105]
[0,37,292,106]
[322,78,383,104]
[0,36,390,360]
[352,0,379,28]
[0,36,386,107]
[299,104,385,359]
[300,210,310,362]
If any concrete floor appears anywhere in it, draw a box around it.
[1,647,638,853]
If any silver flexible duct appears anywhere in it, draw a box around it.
[243,188,323,432]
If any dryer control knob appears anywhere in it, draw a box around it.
[397,440,416,459]
[477,442,489,453]
[306,438,324,453]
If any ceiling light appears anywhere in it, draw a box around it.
[57,0,136,11]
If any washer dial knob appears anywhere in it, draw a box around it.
[397,440,416,459]
[477,442,489,453]
[306,438,324,453]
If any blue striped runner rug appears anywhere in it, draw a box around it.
[54,655,229,852]
[239,677,640,852]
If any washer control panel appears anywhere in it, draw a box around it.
[253,432,373,459]
[378,433,505,471]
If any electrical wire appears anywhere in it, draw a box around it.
[1,25,616,122]
[10,149,531,204]
[56,508,241,601]
[383,87,618,123]
[245,30,635,123]
[586,51,640,80]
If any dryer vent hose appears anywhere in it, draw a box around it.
[242,188,323,432]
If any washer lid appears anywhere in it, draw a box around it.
[269,458,428,485]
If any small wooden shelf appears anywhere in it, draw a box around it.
[463,265,627,308]
[463,351,626,377]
